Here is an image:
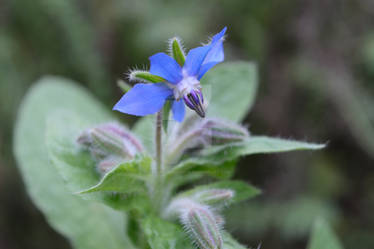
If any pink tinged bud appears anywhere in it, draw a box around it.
[77,122,143,160]
[97,156,123,175]
[181,205,223,249]
[183,89,205,118]
[201,119,249,145]
[193,189,234,208]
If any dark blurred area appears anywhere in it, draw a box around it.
[0,0,373,249]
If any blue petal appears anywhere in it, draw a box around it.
[149,53,183,84]
[113,83,172,116]
[184,27,227,77]
[198,28,226,79]
[183,45,212,77]
[171,99,185,122]
[198,42,224,79]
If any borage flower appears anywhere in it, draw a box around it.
[113,27,227,122]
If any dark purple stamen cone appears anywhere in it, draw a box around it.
[183,90,205,118]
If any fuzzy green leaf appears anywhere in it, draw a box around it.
[141,216,195,249]
[168,136,325,179]
[307,219,344,249]
[79,157,151,194]
[201,61,258,122]
[46,109,150,211]
[13,77,135,249]
[222,232,250,249]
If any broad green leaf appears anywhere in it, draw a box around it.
[46,110,150,211]
[201,61,258,122]
[166,159,237,184]
[201,136,325,158]
[141,216,195,249]
[14,77,135,249]
[222,232,250,249]
[307,219,344,249]
[79,157,151,194]
[168,136,325,178]
[178,180,261,205]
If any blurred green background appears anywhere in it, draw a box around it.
[0,0,373,248]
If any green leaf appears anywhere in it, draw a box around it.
[46,109,150,211]
[201,136,325,157]
[222,232,250,249]
[168,136,325,179]
[79,157,151,194]
[167,159,237,184]
[201,61,258,122]
[307,219,344,249]
[178,180,260,205]
[141,216,195,249]
[14,77,135,249]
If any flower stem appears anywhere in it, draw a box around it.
[155,110,163,175]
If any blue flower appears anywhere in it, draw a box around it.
[113,27,227,122]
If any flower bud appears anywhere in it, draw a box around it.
[181,204,223,249]
[200,119,249,145]
[97,156,123,175]
[77,122,143,160]
[192,189,234,208]
[183,89,205,118]
[165,118,249,165]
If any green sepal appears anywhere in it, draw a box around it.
[130,71,165,83]
[117,79,132,93]
[170,38,186,66]
[162,100,172,132]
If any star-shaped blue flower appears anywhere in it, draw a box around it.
[113,27,227,122]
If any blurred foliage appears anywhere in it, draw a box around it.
[1,0,373,249]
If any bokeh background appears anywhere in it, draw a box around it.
[1,0,373,248]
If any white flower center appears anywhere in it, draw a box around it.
[168,75,201,100]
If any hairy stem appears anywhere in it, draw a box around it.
[155,110,163,175]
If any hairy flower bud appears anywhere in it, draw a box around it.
[77,122,143,161]
[97,156,123,174]
[200,119,249,145]
[192,189,234,208]
[180,204,223,249]
[165,118,249,164]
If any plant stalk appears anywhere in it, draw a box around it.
[155,110,163,175]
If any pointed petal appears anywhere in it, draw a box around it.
[198,43,224,79]
[183,45,212,77]
[113,83,172,116]
[149,53,183,84]
[184,27,227,77]
[172,99,185,122]
[198,27,226,79]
